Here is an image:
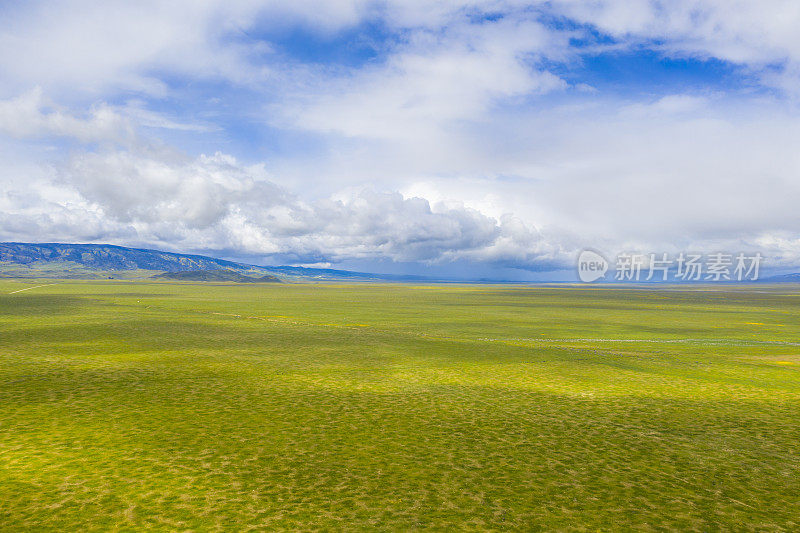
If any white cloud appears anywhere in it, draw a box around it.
[278,13,569,139]
[5,1,800,99]
[7,82,800,274]
[0,88,133,143]
[0,88,213,144]
[0,147,552,267]
[554,0,800,92]
[0,0,456,98]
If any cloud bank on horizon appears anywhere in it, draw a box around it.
[2,0,800,279]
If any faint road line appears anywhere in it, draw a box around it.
[7,283,57,294]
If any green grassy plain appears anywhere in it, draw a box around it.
[2,280,800,530]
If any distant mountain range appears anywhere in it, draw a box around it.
[0,242,430,281]
[1,242,252,272]
[4,242,799,283]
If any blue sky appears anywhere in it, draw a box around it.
[2,1,800,280]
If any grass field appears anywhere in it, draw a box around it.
[2,280,800,530]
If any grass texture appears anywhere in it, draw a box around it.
[1,280,800,530]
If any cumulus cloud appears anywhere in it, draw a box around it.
[1,147,554,267]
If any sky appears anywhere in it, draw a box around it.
[2,0,800,280]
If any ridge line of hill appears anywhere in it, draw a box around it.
[0,242,431,281]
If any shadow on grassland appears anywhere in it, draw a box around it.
[0,293,90,317]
